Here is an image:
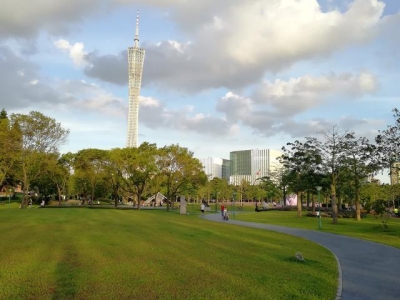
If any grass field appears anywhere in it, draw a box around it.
[234,209,400,249]
[0,207,337,300]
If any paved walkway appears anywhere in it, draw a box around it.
[204,213,400,300]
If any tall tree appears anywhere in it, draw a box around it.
[375,108,400,184]
[73,148,108,204]
[157,144,207,211]
[258,175,282,203]
[209,177,230,203]
[10,111,69,208]
[0,111,21,187]
[47,153,71,205]
[109,143,158,209]
[279,140,321,217]
[343,134,378,220]
[310,125,352,224]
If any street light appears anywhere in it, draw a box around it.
[215,190,218,213]
[9,188,12,206]
[316,186,322,229]
[232,191,236,219]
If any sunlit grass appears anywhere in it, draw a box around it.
[0,208,337,300]
[235,210,400,248]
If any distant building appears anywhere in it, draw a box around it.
[229,149,282,185]
[221,159,230,182]
[200,157,230,181]
[390,162,400,185]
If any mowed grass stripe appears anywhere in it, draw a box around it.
[0,209,337,300]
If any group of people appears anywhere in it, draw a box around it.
[200,203,229,220]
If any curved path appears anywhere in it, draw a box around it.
[204,213,400,300]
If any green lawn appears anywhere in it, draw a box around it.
[235,210,400,248]
[0,208,337,300]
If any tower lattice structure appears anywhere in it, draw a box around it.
[127,11,145,148]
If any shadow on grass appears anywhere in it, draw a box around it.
[52,247,80,300]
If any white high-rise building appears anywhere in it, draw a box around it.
[200,157,223,180]
[199,157,231,182]
[126,11,145,148]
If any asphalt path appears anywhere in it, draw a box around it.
[203,213,400,300]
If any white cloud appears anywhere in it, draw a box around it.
[80,0,389,93]
[140,96,160,107]
[54,39,88,67]
[214,71,379,138]
[0,0,103,38]
[205,0,384,68]
[0,0,397,177]
[137,95,232,135]
[253,72,378,115]
[55,80,126,117]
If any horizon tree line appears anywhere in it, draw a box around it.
[1,108,400,221]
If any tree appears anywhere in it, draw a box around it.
[258,176,282,203]
[310,125,352,224]
[209,177,230,203]
[47,153,71,205]
[109,143,158,209]
[29,153,62,203]
[73,149,108,204]
[279,140,321,217]
[157,144,207,211]
[343,134,378,220]
[375,108,400,184]
[0,111,21,187]
[10,111,69,208]
[0,108,7,119]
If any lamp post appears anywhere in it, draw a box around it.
[232,192,236,219]
[9,188,12,206]
[316,186,322,229]
[283,185,288,207]
[215,191,218,213]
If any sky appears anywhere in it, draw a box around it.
[1,0,399,182]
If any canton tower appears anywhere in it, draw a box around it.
[126,11,145,148]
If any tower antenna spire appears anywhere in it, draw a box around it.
[134,10,140,48]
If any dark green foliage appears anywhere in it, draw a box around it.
[0,108,7,119]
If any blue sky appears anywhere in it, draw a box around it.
[1,0,399,182]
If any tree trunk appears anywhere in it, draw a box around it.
[355,188,361,221]
[312,194,315,213]
[282,187,286,207]
[297,191,302,217]
[330,183,338,224]
[20,171,29,208]
[137,192,141,210]
[91,188,95,206]
[57,185,62,205]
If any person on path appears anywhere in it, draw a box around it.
[221,204,225,218]
[201,202,205,216]
[223,207,228,220]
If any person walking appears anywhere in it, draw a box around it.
[221,204,225,218]
[223,207,228,220]
[201,202,205,217]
